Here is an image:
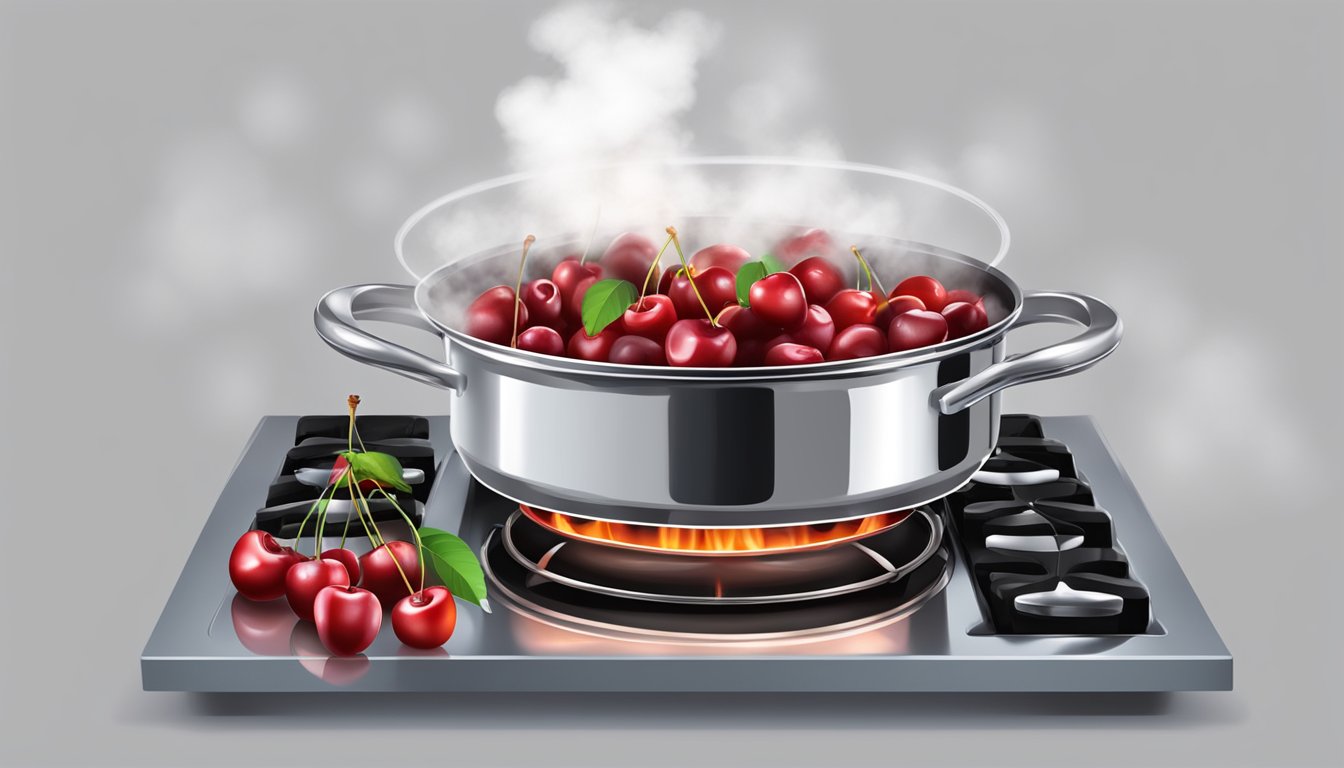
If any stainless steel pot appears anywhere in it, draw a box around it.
[313,159,1122,527]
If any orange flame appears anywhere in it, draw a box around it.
[520,505,910,555]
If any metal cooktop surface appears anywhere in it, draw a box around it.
[142,415,1231,692]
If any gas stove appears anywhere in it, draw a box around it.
[142,414,1230,692]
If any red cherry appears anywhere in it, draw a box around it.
[942,301,990,339]
[601,232,660,286]
[321,548,361,583]
[885,294,927,317]
[464,286,528,346]
[790,304,835,352]
[358,541,420,608]
[891,275,948,312]
[665,319,737,367]
[828,324,887,360]
[656,264,681,295]
[566,325,622,362]
[551,258,603,304]
[765,342,825,366]
[516,325,565,356]
[689,243,752,273]
[313,585,382,656]
[749,272,808,329]
[788,257,846,306]
[231,594,298,655]
[717,304,774,340]
[775,228,837,266]
[608,334,667,365]
[668,266,737,320]
[621,295,678,342]
[229,530,304,602]
[944,289,986,314]
[889,309,950,351]
[733,337,768,366]
[519,279,563,329]
[563,273,602,325]
[391,587,458,649]
[285,557,352,622]
[823,289,879,331]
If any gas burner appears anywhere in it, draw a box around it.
[519,505,913,556]
[483,516,952,643]
[946,414,1153,635]
[493,507,943,605]
[252,415,433,538]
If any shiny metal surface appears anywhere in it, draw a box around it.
[315,264,1121,525]
[1015,583,1126,618]
[141,415,1231,692]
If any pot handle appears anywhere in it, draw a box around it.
[934,291,1122,415]
[314,284,466,393]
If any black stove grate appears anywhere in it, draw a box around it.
[944,414,1153,634]
[251,415,433,538]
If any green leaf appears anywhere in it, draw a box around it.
[735,261,768,306]
[417,527,489,609]
[580,278,639,337]
[760,252,786,274]
[342,450,412,493]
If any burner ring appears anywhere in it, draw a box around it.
[495,507,944,606]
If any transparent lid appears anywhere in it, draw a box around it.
[395,157,1009,282]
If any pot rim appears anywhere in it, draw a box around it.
[412,240,1023,382]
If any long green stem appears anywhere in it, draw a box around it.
[850,245,887,297]
[354,477,415,597]
[374,486,425,592]
[666,226,716,325]
[292,481,339,555]
[637,231,675,303]
[510,234,536,348]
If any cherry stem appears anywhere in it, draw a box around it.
[578,206,601,265]
[510,235,536,349]
[346,394,360,452]
[374,486,426,593]
[667,226,716,326]
[637,231,675,305]
[353,476,415,597]
[850,245,887,299]
[292,481,340,555]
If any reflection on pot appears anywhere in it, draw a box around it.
[230,594,297,656]
[288,622,370,686]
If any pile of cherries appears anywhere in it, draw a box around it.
[463,228,990,367]
[227,399,457,657]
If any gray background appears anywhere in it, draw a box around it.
[2,0,1341,766]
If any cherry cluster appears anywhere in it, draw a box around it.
[463,228,990,367]
[227,399,458,656]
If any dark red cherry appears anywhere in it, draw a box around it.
[891,275,948,312]
[788,257,845,306]
[321,548,361,584]
[621,295,678,342]
[601,232,660,286]
[519,279,563,329]
[790,304,835,352]
[889,309,950,351]
[567,325,622,362]
[657,264,681,295]
[563,274,602,325]
[665,319,737,367]
[551,258,603,302]
[823,289,878,331]
[885,294,927,316]
[942,301,990,339]
[749,272,808,329]
[828,324,886,360]
[765,342,825,366]
[689,243,752,274]
[944,289,986,314]
[733,337,768,366]
[358,541,420,608]
[609,334,667,366]
[228,531,304,602]
[285,557,351,622]
[313,586,382,656]
[717,304,774,340]
[669,266,737,320]
[775,228,837,266]
[464,286,528,346]
[516,325,565,356]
